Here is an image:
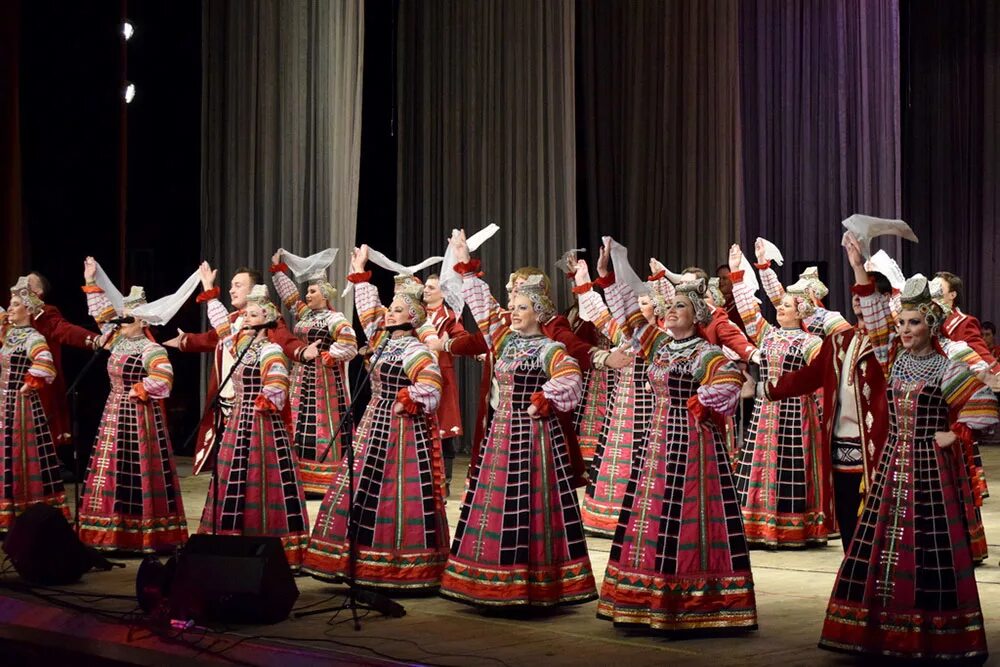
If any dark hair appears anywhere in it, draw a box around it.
[233,267,263,286]
[28,271,51,298]
[934,271,963,308]
[868,272,893,296]
[715,264,730,275]
[983,321,996,335]
[682,266,709,283]
[426,273,440,282]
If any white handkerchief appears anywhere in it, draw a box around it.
[841,214,918,258]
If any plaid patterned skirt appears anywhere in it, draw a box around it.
[819,434,986,660]
[199,404,309,568]
[289,361,349,495]
[574,366,616,461]
[597,399,757,632]
[80,393,188,553]
[582,359,652,537]
[735,394,827,548]
[302,396,449,590]
[440,402,597,607]
[0,388,68,531]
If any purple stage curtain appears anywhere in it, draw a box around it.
[575,0,742,274]
[901,0,999,319]
[739,0,902,315]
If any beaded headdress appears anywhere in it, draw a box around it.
[246,284,279,322]
[899,274,944,333]
[706,278,725,308]
[674,279,713,325]
[787,266,829,301]
[10,276,43,314]
[514,274,556,322]
[394,282,427,327]
[123,286,147,310]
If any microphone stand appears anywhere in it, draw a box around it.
[65,323,122,530]
[297,327,406,629]
[180,326,264,535]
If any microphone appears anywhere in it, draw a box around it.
[377,323,415,333]
[107,316,136,325]
[243,321,278,332]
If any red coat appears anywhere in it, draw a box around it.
[766,325,888,531]
[942,309,999,372]
[699,307,756,362]
[427,303,487,437]
[181,311,305,474]
[32,304,103,445]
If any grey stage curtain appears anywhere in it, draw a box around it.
[739,0,902,314]
[396,0,578,448]
[201,0,364,319]
[901,0,999,319]
[576,0,743,274]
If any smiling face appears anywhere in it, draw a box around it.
[230,272,254,310]
[385,297,414,328]
[897,308,931,352]
[776,294,802,328]
[423,278,443,306]
[305,284,327,310]
[663,295,695,336]
[510,295,540,333]
[7,296,30,326]
[244,303,267,328]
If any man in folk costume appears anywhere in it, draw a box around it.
[0,272,106,473]
[762,236,891,550]
[423,273,488,494]
[165,266,316,474]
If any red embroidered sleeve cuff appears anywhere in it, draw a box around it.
[593,272,615,289]
[81,285,104,294]
[530,391,552,417]
[132,382,149,402]
[269,262,289,274]
[454,259,481,276]
[347,271,372,284]
[851,282,876,296]
[754,260,771,270]
[396,387,422,415]
[24,374,45,390]
[687,394,709,422]
[647,270,666,281]
[572,283,593,295]
[196,287,220,303]
[729,270,745,283]
[254,394,280,412]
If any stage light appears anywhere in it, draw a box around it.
[124,83,136,104]
[122,21,134,41]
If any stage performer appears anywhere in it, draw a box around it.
[78,260,190,553]
[573,253,655,538]
[302,246,448,591]
[594,238,755,633]
[165,266,315,476]
[0,278,67,531]
[818,273,997,661]
[196,265,309,567]
[271,249,358,495]
[440,231,596,608]
[729,245,828,549]
[761,238,890,550]
[423,273,487,495]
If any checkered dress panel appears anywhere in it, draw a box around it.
[0,328,67,530]
[289,311,350,491]
[441,334,596,606]
[200,339,308,564]
[820,351,986,659]
[598,337,756,631]
[583,353,653,537]
[79,341,187,552]
[302,336,449,589]
[735,327,826,547]
[574,331,617,461]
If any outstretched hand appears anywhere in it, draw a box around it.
[597,242,611,278]
[449,229,471,264]
[84,257,97,282]
[728,244,743,273]
[754,238,767,264]
[198,261,217,291]
[351,245,369,273]
[574,260,591,286]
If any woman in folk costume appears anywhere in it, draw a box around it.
[819,268,997,661]
[440,231,595,608]
[752,238,851,338]
[270,248,358,495]
[572,251,656,538]
[594,238,755,632]
[196,264,309,566]
[302,245,448,590]
[729,245,828,549]
[558,249,616,463]
[0,278,67,531]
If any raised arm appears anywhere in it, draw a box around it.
[604,277,669,361]
[270,251,309,320]
[573,257,628,343]
[754,239,785,308]
[729,245,769,344]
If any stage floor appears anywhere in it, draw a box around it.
[4,448,1000,666]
